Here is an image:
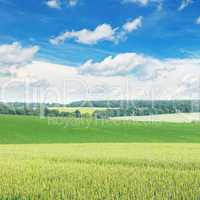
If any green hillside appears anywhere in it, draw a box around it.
[0,115,200,144]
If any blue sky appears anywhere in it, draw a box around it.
[0,0,200,65]
[0,0,200,102]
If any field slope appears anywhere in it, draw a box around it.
[1,115,200,199]
[0,115,200,144]
[1,143,200,199]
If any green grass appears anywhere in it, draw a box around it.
[1,115,200,199]
[0,115,200,144]
[1,143,200,199]
[48,106,107,114]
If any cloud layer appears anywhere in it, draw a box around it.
[0,45,199,102]
[3,57,199,102]
[0,43,199,102]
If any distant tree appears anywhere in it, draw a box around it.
[74,110,81,118]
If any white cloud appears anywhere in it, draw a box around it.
[123,16,143,33]
[123,0,149,6]
[78,53,200,99]
[196,16,200,25]
[79,53,146,76]
[46,0,78,9]
[123,0,162,8]
[0,42,39,73]
[2,57,200,102]
[50,24,118,45]
[46,0,61,9]
[50,17,143,45]
[1,52,199,102]
[79,53,177,79]
[178,0,192,11]
[68,0,78,7]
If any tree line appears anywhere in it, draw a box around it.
[72,100,200,119]
[0,100,199,118]
[0,103,81,118]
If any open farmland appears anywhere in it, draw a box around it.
[1,115,200,199]
[111,112,200,123]
[0,115,200,143]
[1,143,200,199]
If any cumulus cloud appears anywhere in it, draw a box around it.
[79,53,145,76]
[0,42,38,78]
[1,56,200,102]
[50,17,143,45]
[46,0,61,9]
[78,53,200,99]
[123,16,143,33]
[79,52,178,80]
[50,24,118,45]
[178,0,192,11]
[0,42,39,70]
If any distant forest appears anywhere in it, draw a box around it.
[69,100,200,118]
[0,100,199,118]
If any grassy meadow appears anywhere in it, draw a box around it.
[0,115,200,143]
[1,115,200,199]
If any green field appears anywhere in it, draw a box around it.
[1,115,200,199]
[0,115,200,144]
[1,143,200,199]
